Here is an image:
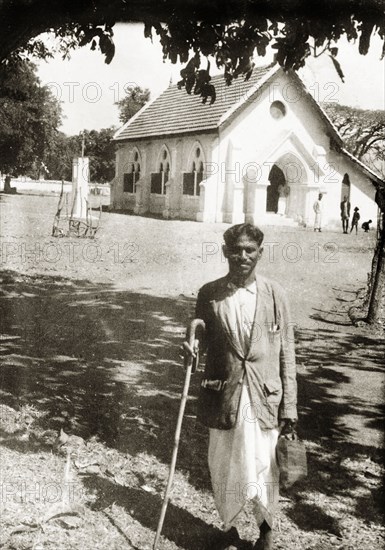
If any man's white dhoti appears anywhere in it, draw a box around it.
[277,196,286,216]
[313,198,323,230]
[208,382,279,529]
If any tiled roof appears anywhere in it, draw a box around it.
[114,65,275,141]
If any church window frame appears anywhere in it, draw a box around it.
[151,146,171,195]
[123,149,141,193]
[183,144,205,196]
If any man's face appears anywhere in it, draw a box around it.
[223,234,263,282]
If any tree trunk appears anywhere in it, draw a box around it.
[366,220,385,325]
[365,228,380,308]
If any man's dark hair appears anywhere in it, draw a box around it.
[223,223,264,247]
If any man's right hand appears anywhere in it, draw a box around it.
[182,339,200,358]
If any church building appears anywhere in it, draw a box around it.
[112,64,382,227]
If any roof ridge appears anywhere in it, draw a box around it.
[165,63,274,90]
[341,147,385,186]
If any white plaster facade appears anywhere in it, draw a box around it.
[112,67,381,227]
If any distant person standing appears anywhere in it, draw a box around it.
[350,207,360,234]
[362,220,372,232]
[313,193,323,232]
[277,183,290,216]
[340,195,351,233]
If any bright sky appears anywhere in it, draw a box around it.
[37,23,385,136]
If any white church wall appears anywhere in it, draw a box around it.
[112,133,216,219]
[215,70,335,224]
[111,145,136,210]
[328,150,378,228]
[197,136,222,222]
[112,69,380,227]
[177,133,216,220]
[220,70,330,172]
[108,143,136,212]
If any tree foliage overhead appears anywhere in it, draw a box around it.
[115,86,150,125]
[0,57,62,175]
[1,0,384,101]
[324,103,385,179]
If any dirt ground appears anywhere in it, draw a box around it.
[0,194,384,550]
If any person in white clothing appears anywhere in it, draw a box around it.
[313,193,323,232]
[184,223,298,550]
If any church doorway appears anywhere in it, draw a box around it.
[266,164,286,213]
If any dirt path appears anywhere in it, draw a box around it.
[0,194,384,550]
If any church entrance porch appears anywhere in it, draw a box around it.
[266,153,309,224]
[242,152,314,226]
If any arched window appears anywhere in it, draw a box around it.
[183,146,205,196]
[151,148,170,195]
[123,150,141,193]
[270,100,286,120]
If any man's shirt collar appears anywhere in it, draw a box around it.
[227,278,257,295]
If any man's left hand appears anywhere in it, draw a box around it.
[279,419,298,440]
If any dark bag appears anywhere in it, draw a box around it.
[276,436,307,489]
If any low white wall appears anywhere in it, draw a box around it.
[0,178,72,194]
[0,178,111,207]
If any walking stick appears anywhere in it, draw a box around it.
[153,318,205,550]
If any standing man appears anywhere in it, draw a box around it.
[277,183,290,216]
[350,207,360,234]
[313,193,323,232]
[340,195,351,233]
[184,224,297,550]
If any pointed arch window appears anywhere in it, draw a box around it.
[151,149,170,195]
[123,151,141,193]
[183,146,204,196]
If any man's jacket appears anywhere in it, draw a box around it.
[196,274,297,430]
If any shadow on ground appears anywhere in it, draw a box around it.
[0,269,384,548]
